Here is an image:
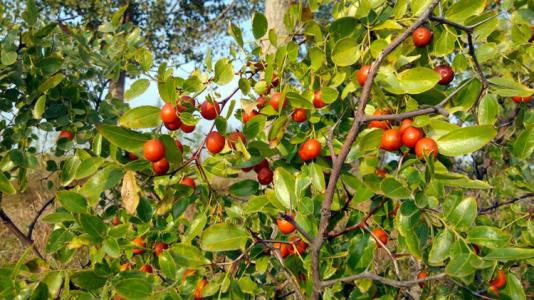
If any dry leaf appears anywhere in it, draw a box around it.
[121,170,140,215]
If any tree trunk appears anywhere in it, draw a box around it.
[109,71,126,101]
[263,0,292,53]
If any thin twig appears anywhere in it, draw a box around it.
[328,197,388,239]
[321,272,447,288]
[279,213,313,243]
[364,226,401,280]
[478,193,534,214]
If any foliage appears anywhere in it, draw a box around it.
[1,0,534,299]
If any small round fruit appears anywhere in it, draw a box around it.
[111,215,120,226]
[490,270,506,289]
[206,132,225,154]
[140,264,153,273]
[253,159,269,173]
[511,95,532,103]
[415,137,438,159]
[242,166,253,172]
[175,139,184,153]
[228,132,246,150]
[160,103,179,123]
[273,242,290,258]
[200,100,221,120]
[242,109,258,123]
[398,119,413,135]
[530,26,534,42]
[119,262,132,272]
[164,118,182,131]
[417,271,428,288]
[113,295,126,300]
[288,236,308,255]
[402,126,424,148]
[256,95,267,109]
[434,65,455,85]
[143,139,165,162]
[177,96,195,112]
[368,110,390,129]
[257,167,273,185]
[59,130,74,141]
[292,108,307,122]
[181,177,196,189]
[371,228,388,248]
[381,129,402,152]
[298,138,321,161]
[376,168,387,177]
[152,158,169,176]
[181,123,196,133]
[154,241,168,257]
[313,90,326,108]
[194,279,207,300]
[357,65,371,86]
[128,152,138,161]
[277,216,296,235]
[488,285,500,296]
[270,92,287,110]
[182,269,196,282]
[412,27,432,47]
[132,237,146,254]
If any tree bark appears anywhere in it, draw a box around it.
[109,71,126,101]
[263,0,292,53]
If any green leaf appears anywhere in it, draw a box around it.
[238,78,250,94]
[445,0,485,24]
[489,77,534,97]
[273,167,296,209]
[268,116,288,147]
[512,126,534,159]
[71,271,107,290]
[30,282,49,300]
[395,201,422,258]
[437,125,496,156]
[309,48,325,71]
[46,228,73,253]
[445,254,476,277]
[118,106,161,129]
[501,273,526,300]
[428,230,453,266]
[252,12,268,39]
[398,67,440,94]
[56,191,87,213]
[160,135,182,164]
[200,223,250,252]
[238,276,258,294]
[329,17,357,37]
[1,51,17,65]
[184,214,207,243]
[229,180,260,196]
[158,76,177,104]
[320,87,339,104]
[411,0,433,16]
[38,73,64,93]
[381,177,410,199]
[33,95,46,119]
[466,226,510,248]
[478,94,499,125]
[96,124,149,153]
[36,57,63,75]
[75,157,104,180]
[59,156,81,186]
[170,244,210,267]
[78,214,107,240]
[103,238,120,258]
[446,197,477,229]
[80,165,124,205]
[484,248,534,261]
[158,251,176,280]
[285,92,313,109]
[331,38,359,67]
[115,278,152,300]
[229,23,243,48]
[125,79,150,101]
[214,59,234,85]
[453,79,482,110]
[435,172,492,189]
[0,171,16,195]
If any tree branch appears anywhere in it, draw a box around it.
[309,1,442,298]
[0,207,44,259]
[478,193,534,214]
[327,197,388,239]
[321,272,447,288]
[278,213,313,243]
[27,197,54,239]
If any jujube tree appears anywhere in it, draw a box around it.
[1,0,534,299]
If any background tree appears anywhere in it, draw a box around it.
[1,0,534,299]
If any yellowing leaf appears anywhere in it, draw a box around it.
[121,171,140,215]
